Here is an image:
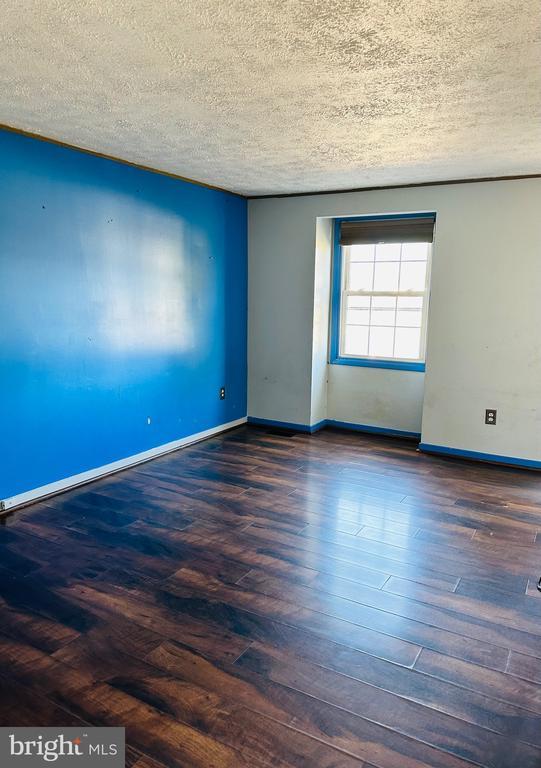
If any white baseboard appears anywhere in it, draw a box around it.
[1,416,247,513]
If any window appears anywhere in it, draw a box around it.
[330,214,435,371]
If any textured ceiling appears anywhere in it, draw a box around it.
[1,1,540,195]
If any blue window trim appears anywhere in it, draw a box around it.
[329,213,436,373]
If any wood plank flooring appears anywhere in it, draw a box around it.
[1,425,541,767]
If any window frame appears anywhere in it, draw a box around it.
[329,213,435,372]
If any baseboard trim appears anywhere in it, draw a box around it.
[247,416,325,433]
[1,417,247,513]
[247,416,420,439]
[418,442,541,470]
[327,420,421,440]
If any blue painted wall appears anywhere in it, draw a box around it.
[0,129,247,499]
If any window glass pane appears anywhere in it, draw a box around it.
[347,308,370,325]
[344,325,369,356]
[373,261,399,292]
[371,296,396,326]
[347,295,371,309]
[399,261,426,291]
[397,296,423,310]
[394,327,422,359]
[396,310,422,327]
[369,326,394,357]
[338,235,430,362]
[349,262,374,291]
[375,243,401,261]
[349,244,375,262]
[372,296,395,309]
[401,242,429,261]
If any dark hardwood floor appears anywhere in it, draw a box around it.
[1,425,541,768]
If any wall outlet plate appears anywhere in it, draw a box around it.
[219,387,226,400]
[485,409,497,425]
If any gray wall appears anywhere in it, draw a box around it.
[248,178,541,461]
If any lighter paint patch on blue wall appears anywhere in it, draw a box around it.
[0,129,247,499]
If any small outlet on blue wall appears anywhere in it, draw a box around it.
[220,387,226,400]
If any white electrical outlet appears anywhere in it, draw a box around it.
[485,409,497,425]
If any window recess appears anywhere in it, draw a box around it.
[330,213,435,371]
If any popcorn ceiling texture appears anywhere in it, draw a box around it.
[1,0,540,195]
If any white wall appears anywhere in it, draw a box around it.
[248,178,541,461]
[421,183,541,460]
[327,366,424,434]
[309,217,332,426]
[248,197,317,426]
